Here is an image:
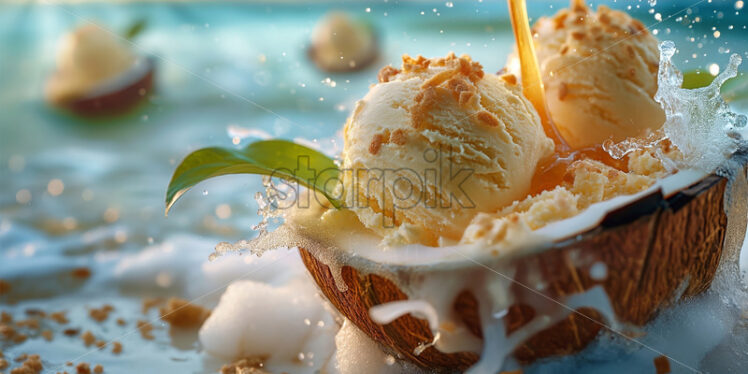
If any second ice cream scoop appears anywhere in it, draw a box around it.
[509,0,665,149]
[341,53,554,245]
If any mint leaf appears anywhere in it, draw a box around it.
[165,140,342,215]
[125,19,147,40]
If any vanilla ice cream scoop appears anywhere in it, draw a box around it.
[509,0,665,149]
[46,24,136,104]
[341,53,554,245]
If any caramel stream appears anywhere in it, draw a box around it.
[507,0,628,195]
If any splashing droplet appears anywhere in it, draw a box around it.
[654,41,746,172]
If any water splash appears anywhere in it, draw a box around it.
[602,129,666,159]
[654,40,747,173]
[208,176,285,261]
[604,41,747,170]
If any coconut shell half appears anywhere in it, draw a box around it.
[299,166,748,372]
[61,58,155,117]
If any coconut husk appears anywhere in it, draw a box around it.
[300,167,748,371]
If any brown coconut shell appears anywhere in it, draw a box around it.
[62,58,155,117]
[299,167,748,372]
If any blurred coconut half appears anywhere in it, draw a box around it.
[45,22,154,117]
[308,12,379,73]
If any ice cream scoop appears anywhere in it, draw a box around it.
[509,0,665,149]
[46,24,138,105]
[309,12,378,73]
[341,53,554,245]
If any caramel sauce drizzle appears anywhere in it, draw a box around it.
[507,0,628,195]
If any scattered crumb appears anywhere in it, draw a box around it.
[0,358,8,370]
[81,331,96,347]
[1,311,12,323]
[115,318,126,326]
[141,298,163,314]
[159,298,211,328]
[66,362,73,366]
[76,362,90,374]
[14,354,27,362]
[15,319,40,330]
[71,267,91,279]
[24,309,45,318]
[88,305,114,323]
[63,328,80,337]
[20,354,42,373]
[111,342,123,355]
[136,320,154,340]
[42,330,53,341]
[49,311,69,324]
[654,355,671,374]
[219,357,269,374]
[93,364,103,374]
[0,279,10,295]
[95,340,106,349]
[13,333,27,344]
[0,324,16,339]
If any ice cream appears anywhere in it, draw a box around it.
[341,53,554,245]
[459,144,678,246]
[46,24,137,104]
[509,0,665,149]
[309,12,378,72]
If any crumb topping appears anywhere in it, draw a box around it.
[377,65,400,83]
[389,129,408,145]
[368,131,388,155]
[500,74,517,86]
[476,111,500,127]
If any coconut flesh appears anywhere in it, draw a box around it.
[203,42,748,373]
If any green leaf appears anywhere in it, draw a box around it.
[124,19,147,40]
[165,140,342,215]
[682,69,748,103]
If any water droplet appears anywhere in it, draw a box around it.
[445,1,453,8]
[648,0,657,6]
[202,190,209,196]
